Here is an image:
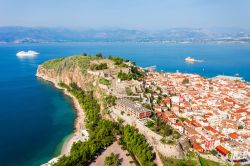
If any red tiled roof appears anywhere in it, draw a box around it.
[191,120,202,127]
[168,115,177,119]
[174,121,183,126]
[228,132,239,139]
[224,98,235,103]
[204,126,217,133]
[216,145,229,156]
[184,119,191,125]
[192,143,204,152]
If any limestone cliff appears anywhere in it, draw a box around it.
[36,55,133,111]
[36,55,99,91]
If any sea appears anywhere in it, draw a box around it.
[0,42,249,166]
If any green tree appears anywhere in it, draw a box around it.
[90,63,108,70]
[105,95,117,106]
[182,78,189,84]
[104,153,120,166]
[119,125,154,166]
[117,70,133,81]
[238,125,244,129]
[96,53,103,58]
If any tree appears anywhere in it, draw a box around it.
[227,151,232,159]
[105,153,120,166]
[117,70,133,81]
[99,78,111,85]
[210,149,217,155]
[126,87,133,96]
[238,125,244,129]
[54,86,118,166]
[90,63,108,70]
[130,66,144,80]
[182,78,189,84]
[178,117,186,122]
[142,103,152,110]
[105,95,117,106]
[120,125,155,166]
[109,56,124,65]
[96,53,103,58]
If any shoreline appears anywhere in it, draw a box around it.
[36,74,86,156]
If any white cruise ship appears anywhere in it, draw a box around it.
[185,57,204,63]
[16,50,39,57]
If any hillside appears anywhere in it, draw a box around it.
[1,26,250,44]
[36,54,141,108]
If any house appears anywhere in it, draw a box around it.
[192,142,205,152]
[216,145,229,157]
[116,98,151,119]
[228,132,239,141]
[174,121,184,134]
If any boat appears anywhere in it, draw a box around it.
[185,57,204,63]
[16,50,39,57]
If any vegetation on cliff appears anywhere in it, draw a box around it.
[40,55,153,165]
[99,77,111,86]
[55,83,119,166]
[55,83,154,166]
[90,63,108,70]
[119,125,154,166]
[118,66,144,81]
[41,55,98,73]
[117,70,133,80]
[108,56,127,67]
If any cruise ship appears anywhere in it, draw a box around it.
[16,50,39,57]
[185,57,204,63]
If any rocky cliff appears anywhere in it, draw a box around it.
[36,55,99,91]
[36,55,129,111]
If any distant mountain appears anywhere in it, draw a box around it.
[0,26,249,44]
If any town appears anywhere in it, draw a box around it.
[98,59,250,164]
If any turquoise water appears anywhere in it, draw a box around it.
[0,42,250,166]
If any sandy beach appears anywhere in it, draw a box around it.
[58,84,86,156]
[36,74,87,156]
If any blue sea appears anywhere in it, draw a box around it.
[0,42,249,166]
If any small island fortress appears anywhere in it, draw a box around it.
[37,54,250,166]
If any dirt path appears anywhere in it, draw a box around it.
[90,141,135,166]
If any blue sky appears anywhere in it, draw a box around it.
[0,0,250,29]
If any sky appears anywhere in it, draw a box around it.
[0,0,250,30]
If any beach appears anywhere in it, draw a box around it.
[56,83,86,156]
[36,73,87,156]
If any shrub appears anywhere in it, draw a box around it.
[118,70,133,81]
[182,78,189,84]
[99,78,111,85]
[105,153,120,166]
[90,63,108,70]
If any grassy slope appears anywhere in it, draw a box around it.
[41,55,98,73]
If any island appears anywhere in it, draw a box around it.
[37,54,250,166]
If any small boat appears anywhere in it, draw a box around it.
[16,50,39,57]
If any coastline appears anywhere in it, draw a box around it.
[36,74,86,156]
